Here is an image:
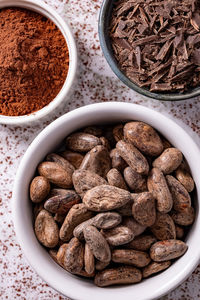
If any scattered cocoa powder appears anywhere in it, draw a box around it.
[0,8,69,116]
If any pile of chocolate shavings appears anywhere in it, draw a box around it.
[109,0,200,92]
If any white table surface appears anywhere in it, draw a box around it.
[0,0,200,299]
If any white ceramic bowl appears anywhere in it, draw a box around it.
[13,102,200,300]
[0,0,77,125]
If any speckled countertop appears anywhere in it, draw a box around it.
[0,0,200,299]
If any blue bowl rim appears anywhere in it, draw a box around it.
[98,0,200,101]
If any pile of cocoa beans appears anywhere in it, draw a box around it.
[30,121,195,287]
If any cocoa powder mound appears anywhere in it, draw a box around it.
[0,8,69,116]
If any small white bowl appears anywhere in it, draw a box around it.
[0,0,77,125]
[13,102,200,300]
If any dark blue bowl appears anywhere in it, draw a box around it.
[98,0,200,101]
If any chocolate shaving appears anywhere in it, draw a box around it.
[112,37,132,51]
[158,20,169,33]
[171,66,195,81]
[149,14,157,29]
[167,26,176,34]
[182,42,189,60]
[135,46,141,69]
[139,7,149,25]
[176,61,192,73]
[156,40,173,60]
[117,2,137,17]
[127,4,140,19]
[192,48,200,65]
[186,33,200,45]
[191,12,200,31]
[153,69,169,83]
[110,0,200,92]
[148,59,173,76]
[132,35,159,46]
[150,82,171,91]
[173,32,183,47]
[138,23,149,34]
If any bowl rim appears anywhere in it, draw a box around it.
[0,0,77,125]
[98,0,200,101]
[12,102,200,300]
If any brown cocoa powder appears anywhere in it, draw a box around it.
[0,8,69,116]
